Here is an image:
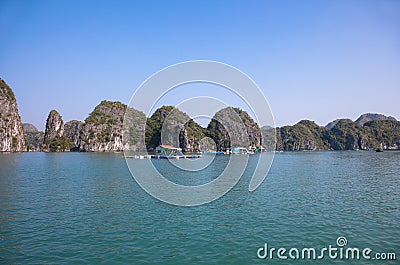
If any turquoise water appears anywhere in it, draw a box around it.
[0,152,399,264]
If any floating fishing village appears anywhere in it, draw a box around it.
[125,144,264,159]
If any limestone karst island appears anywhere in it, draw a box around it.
[1,78,399,153]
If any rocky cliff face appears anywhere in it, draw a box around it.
[4,81,397,153]
[269,116,400,151]
[145,106,205,153]
[39,102,146,152]
[64,120,83,149]
[122,107,147,152]
[206,107,261,151]
[272,119,371,151]
[23,123,44,151]
[236,108,262,147]
[145,106,179,150]
[79,101,129,152]
[362,120,400,150]
[276,120,330,151]
[179,119,206,153]
[0,78,26,151]
[72,108,400,152]
[44,110,64,142]
[328,120,371,150]
[43,110,72,152]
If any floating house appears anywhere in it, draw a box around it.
[155,145,183,158]
[231,147,255,155]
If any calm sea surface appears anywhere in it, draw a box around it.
[0,152,399,264]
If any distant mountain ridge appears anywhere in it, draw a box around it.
[355,113,396,125]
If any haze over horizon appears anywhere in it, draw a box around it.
[1,0,399,131]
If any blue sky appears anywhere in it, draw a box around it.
[0,0,399,130]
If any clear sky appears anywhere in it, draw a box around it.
[0,0,399,130]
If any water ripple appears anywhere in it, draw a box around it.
[0,151,399,264]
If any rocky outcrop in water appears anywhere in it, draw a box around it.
[361,120,400,150]
[275,120,330,151]
[327,119,400,150]
[43,110,72,152]
[44,110,64,142]
[64,120,83,149]
[145,106,205,153]
[265,116,400,151]
[23,123,44,151]
[78,101,132,151]
[328,120,370,150]
[0,78,26,152]
[206,107,261,151]
[2,78,399,153]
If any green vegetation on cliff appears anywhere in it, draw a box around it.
[4,73,398,153]
[206,107,261,151]
[84,100,127,126]
[276,120,330,150]
[180,119,207,153]
[79,100,129,151]
[268,117,400,151]
[13,92,400,153]
[145,106,177,149]
[0,78,16,101]
[328,120,372,150]
[145,106,206,152]
[47,136,74,152]
[23,123,44,151]
[364,120,400,149]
